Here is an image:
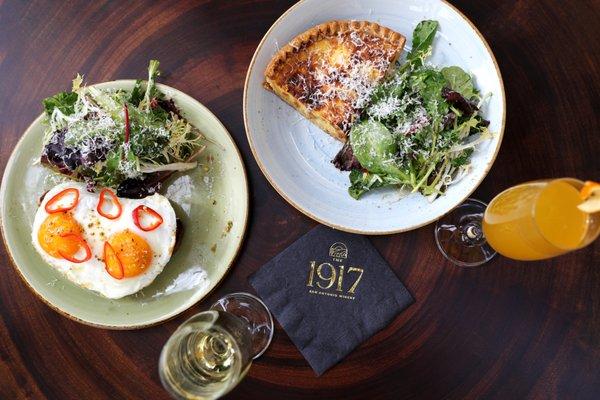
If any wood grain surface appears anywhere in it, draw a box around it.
[1,0,599,399]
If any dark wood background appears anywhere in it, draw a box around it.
[1,0,599,399]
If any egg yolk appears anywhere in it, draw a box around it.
[38,212,83,258]
[107,230,153,277]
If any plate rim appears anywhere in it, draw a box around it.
[0,80,249,329]
[243,0,506,235]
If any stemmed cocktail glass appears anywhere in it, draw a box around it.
[435,178,600,266]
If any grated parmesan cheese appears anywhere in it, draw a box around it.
[282,29,398,135]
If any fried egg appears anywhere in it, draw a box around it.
[31,182,177,299]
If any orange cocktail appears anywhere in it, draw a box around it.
[482,179,600,260]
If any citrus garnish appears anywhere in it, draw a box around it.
[578,181,600,213]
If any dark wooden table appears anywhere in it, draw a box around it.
[1,1,599,399]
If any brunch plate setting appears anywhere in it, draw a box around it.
[244,0,506,234]
[2,0,600,399]
[0,61,248,329]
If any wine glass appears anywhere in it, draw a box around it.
[435,178,600,266]
[159,292,274,400]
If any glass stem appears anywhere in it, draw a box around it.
[434,199,496,267]
[462,221,484,245]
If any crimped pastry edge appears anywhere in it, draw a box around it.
[263,20,406,141]
[264,20,405,83]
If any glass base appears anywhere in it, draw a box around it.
[210,292,274,359]
[435,198,496,267]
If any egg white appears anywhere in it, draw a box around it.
[31,182,177,299]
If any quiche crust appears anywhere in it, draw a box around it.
[264,20,405,141]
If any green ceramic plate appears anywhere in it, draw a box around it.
[0,80,248,329]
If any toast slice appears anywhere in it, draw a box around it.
[264,20,405,141]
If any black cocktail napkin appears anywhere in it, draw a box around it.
[249,225,414,375]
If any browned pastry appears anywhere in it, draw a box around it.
[264,20,405,141]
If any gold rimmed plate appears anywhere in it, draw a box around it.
[244,0,505,234]
[0,80,249,329]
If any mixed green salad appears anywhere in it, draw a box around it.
[41,60,204,198]
[334,20,492,201]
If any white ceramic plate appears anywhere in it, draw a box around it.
[244,0,505,234]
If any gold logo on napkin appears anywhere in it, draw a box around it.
[329,242,348,260]
[307,242,363,300]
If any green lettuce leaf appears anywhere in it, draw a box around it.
[407,20,439,65]
[409,67,448,116]
[348,169,409,199]
[350,120,397,175]
[451,147,474,167]
[441,66,476,99]
[143,59,161,111]
[129,79,144,106]
[349,170,387,199]
[42,91,78,117]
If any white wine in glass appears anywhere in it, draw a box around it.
[159,293,274,400]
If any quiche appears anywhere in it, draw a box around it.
[264,20,405,141]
